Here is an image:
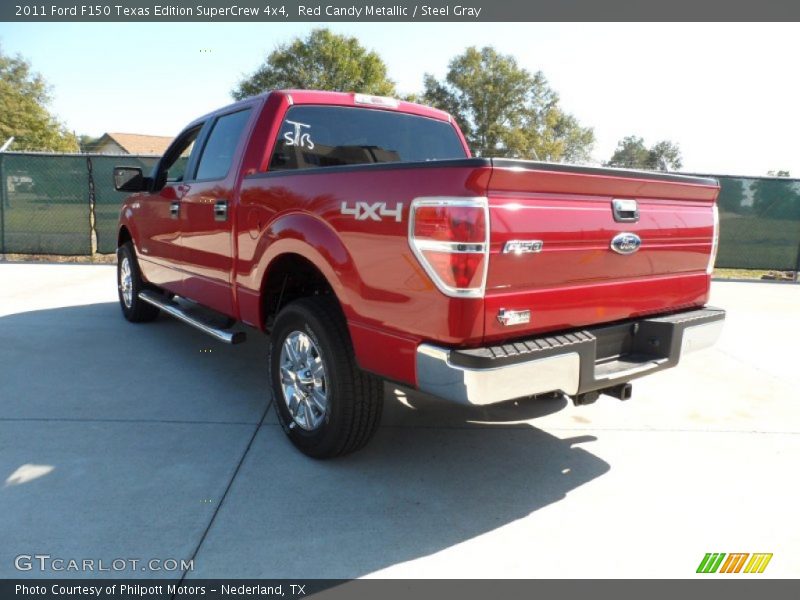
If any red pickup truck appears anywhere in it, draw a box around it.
[114,90,725,458]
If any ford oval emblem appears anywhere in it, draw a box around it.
[610,232,641,255]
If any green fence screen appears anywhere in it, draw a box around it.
[713,175,800,270]
[0,152,159,255]
[0,153,92,254]
[90,155,159,253]
[1,152,800,273]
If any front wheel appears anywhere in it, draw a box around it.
[269,297,383,458]
[117,242,160,323]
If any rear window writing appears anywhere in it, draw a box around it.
[269,106,467,171]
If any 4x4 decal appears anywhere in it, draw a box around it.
[340,201,403,222]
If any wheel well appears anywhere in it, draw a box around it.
[261,254,337,330]
[118,226,132,248]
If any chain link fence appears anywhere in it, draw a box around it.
[712,175,800,271]
[88,154,160,253]
[0,152,159,255]
[1,153,800,272]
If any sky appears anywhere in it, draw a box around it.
[1,22,798,176]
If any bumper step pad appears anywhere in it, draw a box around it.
[436,307,725,401]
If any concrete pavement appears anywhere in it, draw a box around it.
[0,263,798,578]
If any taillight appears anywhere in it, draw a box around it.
[707,203,719,275]
[409,197,489,297]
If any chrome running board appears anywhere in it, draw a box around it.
[138,290,246,345]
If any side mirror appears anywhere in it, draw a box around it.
[114,166,148,192]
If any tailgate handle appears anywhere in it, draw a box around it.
[612,199,639,223]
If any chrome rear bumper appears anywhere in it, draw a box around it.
[416,307,725,406]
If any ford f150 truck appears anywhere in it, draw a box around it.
[114,90,725,458]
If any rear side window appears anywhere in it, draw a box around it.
[269,106,467,171]
[194,109,251,180]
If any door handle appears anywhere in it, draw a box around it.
[214,200,228,222]
[170,201,180,219]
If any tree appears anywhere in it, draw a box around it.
[605,136,649,169]
[420,73,470,138]
[232,29,395,100]
[606,136,683,171]
[421,47,594,162]
[78,134,101,153]
[647,140,683,171]
[751,176,800,219]
[767,170,790,177]
[0,45,78,152]
[716,177,746,214]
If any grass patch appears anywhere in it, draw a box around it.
[0,253,116,264]
[714,268,796,281]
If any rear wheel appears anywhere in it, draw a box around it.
[269,297,383,458]
[117,242,160,323]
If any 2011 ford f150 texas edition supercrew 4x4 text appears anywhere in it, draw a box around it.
[113,90,725,458]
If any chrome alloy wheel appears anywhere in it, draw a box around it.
[119,256,133,308]
[279,331,328,431]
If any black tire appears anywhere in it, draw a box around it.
[269,296,383,458]
[117,242,160,323]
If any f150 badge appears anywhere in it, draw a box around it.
[340,201,403,222]
[610,232,642,255]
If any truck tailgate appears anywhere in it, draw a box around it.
[483,160,720,342]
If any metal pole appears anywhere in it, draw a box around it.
[86,156,97,256]
[0,154,6,255]
[794,236,800,283]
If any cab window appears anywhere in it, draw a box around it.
[194,109,252,181]
[269,106,467,171]
[154,126,202,190]
[167,139,196,182]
